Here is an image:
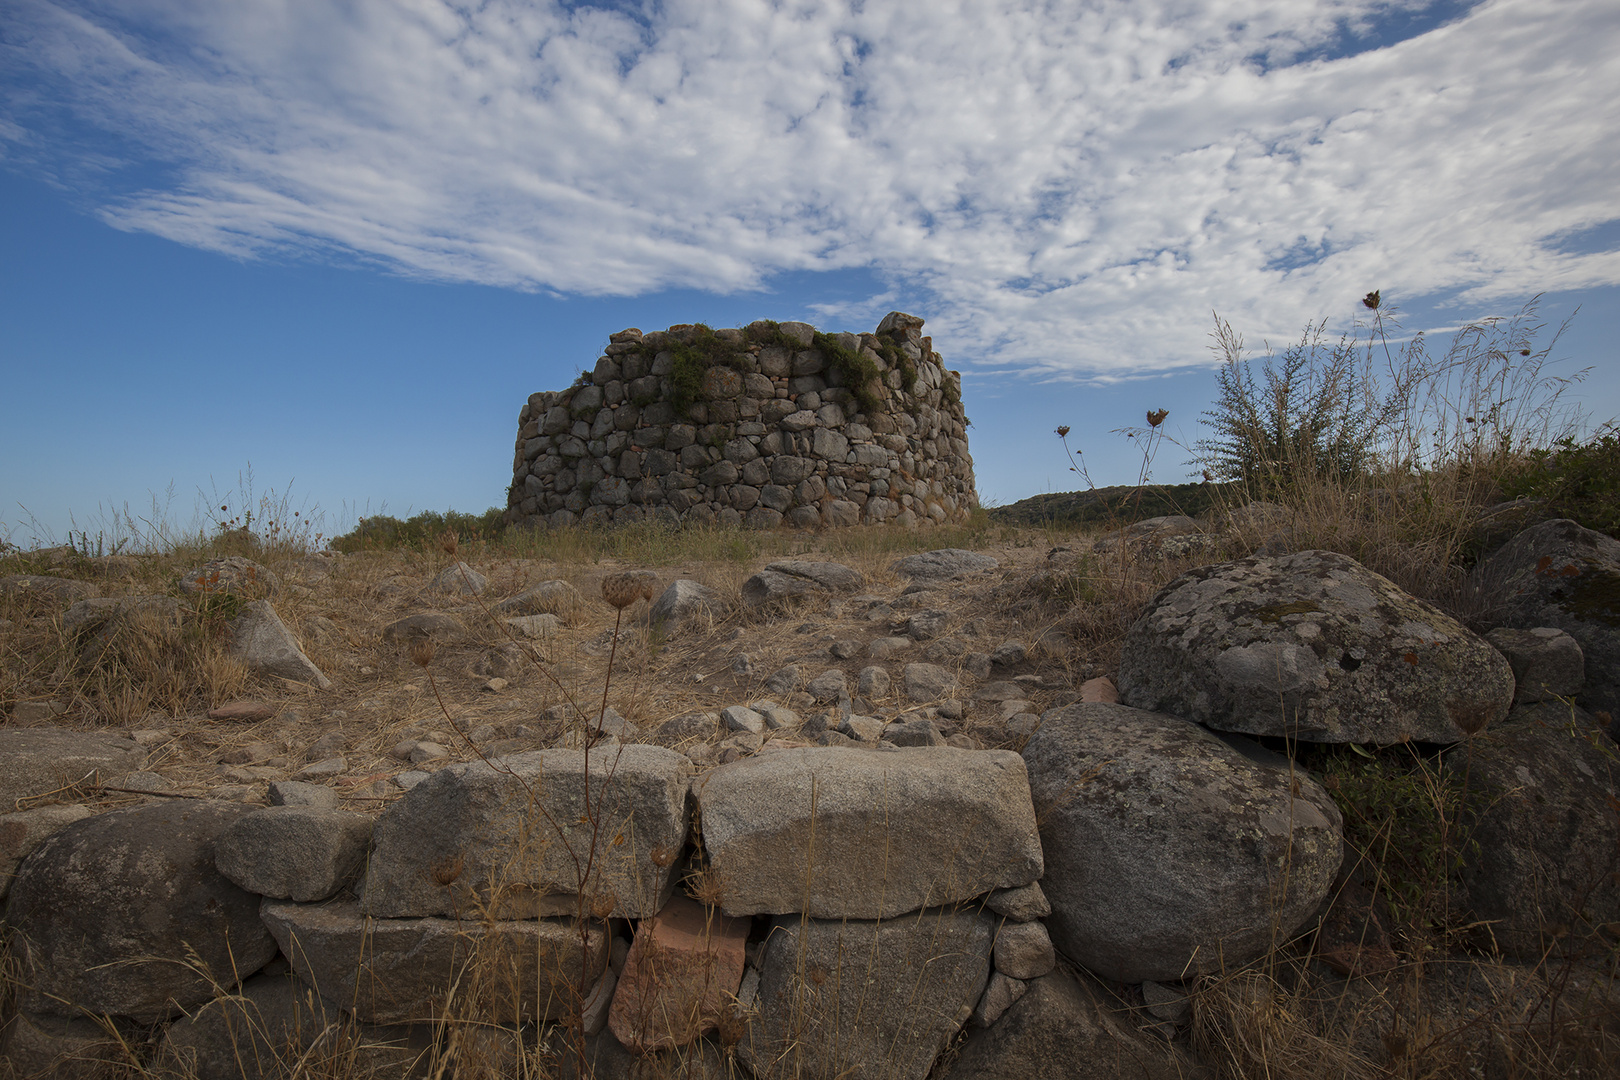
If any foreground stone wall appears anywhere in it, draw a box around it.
[507,312,977,530]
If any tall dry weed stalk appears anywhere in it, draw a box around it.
[1197,294,1587,609]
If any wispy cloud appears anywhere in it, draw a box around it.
[4,0,1617,376]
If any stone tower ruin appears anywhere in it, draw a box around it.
[506,312,977,530]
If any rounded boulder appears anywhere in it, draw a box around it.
[1022,703,1342,984]
[1118,549,1514,742]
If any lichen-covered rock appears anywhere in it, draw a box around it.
[228,600,332,689]
[1022,703,1342,984]
[1118,549,1514,742]
[1471,518,1620,715]
[1445,701,1620,959]
[649,579,724,635]
[180,556,281,598]
[891,549,999,582]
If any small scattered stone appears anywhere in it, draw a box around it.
[482,677,509,692]
[971,972,1027,1028]
[408,743,449,765]
[394,771,431,791]
[838,715,886,742]
[1080,677,1118,703]
[1005,714,1041,739]
[807,669,847,703]
[830,639,860,659]
[763,665,802,695]
[867,636,912,660]
[907,610,950,641]
[991,642,1029,666]
[998,699,1035,722]
[731,653,755,677]
[269,780,340,809]
[986,881,1051,922]
[858,666,892,699]
[118,770,172,793]
[428,561,487,596]
[903,663,956,702]
[296,755,349,778]
[1140,981,1192,1025]
[993,921,1056,980]
[207,700,275,721]
[722,705,766,734]
[505,613,560,639]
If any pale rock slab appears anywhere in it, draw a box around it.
[695,745,1042,919]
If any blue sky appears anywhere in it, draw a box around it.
[3,0,1618,547]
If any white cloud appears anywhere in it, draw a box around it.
[4,0,1617,376]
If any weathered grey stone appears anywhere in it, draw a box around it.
[657,711,720,742]
[1472,519,1620,715]
[721,705,765,734]
[857,665,891,698]
[806,668,847,703]
[153,967,434,1080]
[0,804,92,898]
[993,920,1056,979]
[891,549,999,582]
[180,556,281,597]
[214,806,372,902]
[262,900,608,1026]
[0,1010,131,1080]
[986,881,1051,922]
[903,662,956,702]
[838,715,885,741]
[695,746,1042,918]
[1118,549,1515,742]
[763,665,802,694]
[1445,701,1620,959]
[971,972,1027,1028]
[0,727,144,810]
[362,745,692,919]
[649,579,724,635]
[867,635,912,659]
[741,908,994,1080]
[1022,703,1342,983]
[267,779,339,808]
[0,574,95,605]
[1486,626,1585,703]
[907,608,950,640]
[8,801,277,1022]
[381,612,469,643]
[939,968,1199,1080]
[505,613,560,639]
[427,560,487,596]
[885,719,947,746]
[63,594,184,663]
[229,600,332,689]
[495,579,585,620]
[741,559,863,607]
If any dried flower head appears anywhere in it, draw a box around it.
[409,638,436,668]
[1362,289,1381,310]
[1055,425,1071,439]
[590,891,618,919]
[1146,408,1168,428]
[602,570,658,610]
[439,531,459,558]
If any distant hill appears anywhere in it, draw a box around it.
[987,482,1233,528]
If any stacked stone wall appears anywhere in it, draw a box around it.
[507,312,977,530]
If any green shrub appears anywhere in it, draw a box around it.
[330,507,507,552]
[1500,426,1620,539]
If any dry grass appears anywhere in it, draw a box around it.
[4,479,1619,1077]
